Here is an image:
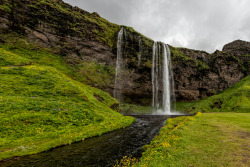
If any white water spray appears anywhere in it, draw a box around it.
[162,44,171,114]
[114,27,126,102]
[138,37,142,67]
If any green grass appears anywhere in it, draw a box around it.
[135,112,250,167]
[76,61,115,89]
[0,48,135,160]
[0,0,12,13]
[176,75,250,114]
[0,48,32,67]
[0,34,76,78]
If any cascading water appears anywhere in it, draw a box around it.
[114,27,126,102]
[152,42,176,114]
[166,45,176,113]
[138,37,142,67]
[114,28,176,114]
[152,42,159,109]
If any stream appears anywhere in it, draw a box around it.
[1,115,180,167]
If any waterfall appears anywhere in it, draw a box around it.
[167,44,176,113]
[152,42,159,109]
[152,42,176,114]
[114,27,126,102]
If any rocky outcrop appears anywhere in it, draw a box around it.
[172,47,248,101]
[222,40,250,76]
[223,40,250,56]
[0,0,249,104]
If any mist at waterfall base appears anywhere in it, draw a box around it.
[114,28,184,116]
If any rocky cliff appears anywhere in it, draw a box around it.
[171,46,249,101]
[0,0,249,104]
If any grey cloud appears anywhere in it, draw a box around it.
[64,0,250,53]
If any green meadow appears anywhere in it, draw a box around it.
[0,47,134,160]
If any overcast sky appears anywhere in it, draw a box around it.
[64,0,250,53]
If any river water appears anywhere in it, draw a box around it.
[1,115,180,167]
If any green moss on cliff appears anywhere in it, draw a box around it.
[84,15,121,48]
[0,4,11,13]
[0,0,11,13]
[170,46,209,70]
[77,62,115,89]
[0,33,76,78]
[124,26,153,47]
[22,0,121,48]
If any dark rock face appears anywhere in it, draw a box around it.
[0,0,249,104]
[171,46,248,101]
[177,47,249,101]
[110,103,119,112]
[223,40,250,56]
[222,40,250,76]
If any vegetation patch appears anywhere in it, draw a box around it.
[0,48,135,161]
[0,33,76,78]
[169,47,209,70]
[77,61,115,89]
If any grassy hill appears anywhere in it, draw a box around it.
[0,47,134,160]
[177,75,250,113]
[127,113,250,167]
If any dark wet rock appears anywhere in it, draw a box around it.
[171,46,247,101]
[211,99,223,109]
[0,35,4,44]
[94,94,104,102]
[222,40,250,76]
[176,90,200,101]
[110,103,119,112]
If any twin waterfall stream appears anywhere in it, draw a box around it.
[114,27,176,114]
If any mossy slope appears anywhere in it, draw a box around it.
[177,75,250,113]
[0,48,134,160]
